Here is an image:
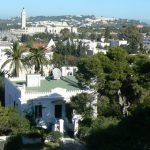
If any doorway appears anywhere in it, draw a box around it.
[55,104,62,118]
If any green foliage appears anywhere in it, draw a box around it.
[91,116,119,132]
[74,46,150,149]
[60,28,71,41]
[76,54,104,87]
[77,126,90,141]
[27,47,49,74]
[46,131,62,143]
[104,27,110,42]
[71,93,93,118]
[21,34,34,44]
[87,106,150,150]
[1,42,27,77]
[52,53,79,67]
[76,47,150,119]
[0,107,30,135]
[90,33,97,40]
[121,26,143,53]
[53,39,87,66]
[97,96,110,116]
[55,40,86,57]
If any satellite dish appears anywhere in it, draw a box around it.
[52,68,61,80]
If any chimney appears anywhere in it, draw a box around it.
[26,74,41,87]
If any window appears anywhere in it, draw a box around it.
[55,105,62,118]
[35,105,42,118]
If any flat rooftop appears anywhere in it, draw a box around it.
[13,76,81,92]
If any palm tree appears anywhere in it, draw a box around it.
[27,47,49,74]
[1,42,27,77]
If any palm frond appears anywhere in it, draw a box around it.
[1,59,12,69]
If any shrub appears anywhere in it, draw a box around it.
[46,131,62,143]
[0,107,30,135]
[77,126,90,141]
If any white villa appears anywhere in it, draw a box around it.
[4,67,92,135]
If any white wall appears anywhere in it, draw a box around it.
[61,66,78,76]
[26,27,46,33]
[5,77,86,125]
[5,78,22,110]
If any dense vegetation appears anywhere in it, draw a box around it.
[70,47,150,149]
[0,106,30,136]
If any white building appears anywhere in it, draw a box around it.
[61,66,78,76]
[47,25,77,35]
[5,71,90,134]
[21,8,26,29]
[110,39,127,47]
[14,8,77,35]
[46,39,56,50]
[72,39,108,55]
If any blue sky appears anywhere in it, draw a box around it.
[1,0,150,22]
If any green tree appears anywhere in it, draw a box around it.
[90,33,96,41]
[71,93,93,119]
[104,27,110,42]
[87,106,150,150]
[27,47,49,74]
[76,47,148,118]
[55,40,65,55]
[1,42,27,77]
[96,34,102,42]
[76,41,86,57]
[21,34,34,44]
[74,47,150,148]
[60,28,71,41]
[52,53,65,67]
[123,26,143,53]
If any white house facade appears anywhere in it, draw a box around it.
[5,70,91,134]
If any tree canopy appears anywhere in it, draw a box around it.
[27,47,49,74]
[76,47,150,118]
[120,26,143,53]
[1,42,27,77]
[73,47,150,149]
